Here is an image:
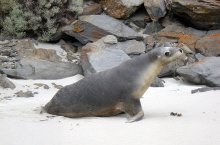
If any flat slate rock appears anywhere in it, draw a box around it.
[62,21,112,44]
[79,15,143,40]
[111,40,146,55]
[80,36,131,75]
[2,58,83,80]
[177,57,220,87]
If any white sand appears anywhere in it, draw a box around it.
[0,76,220,145]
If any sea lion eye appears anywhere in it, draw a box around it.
[165,51,170,57]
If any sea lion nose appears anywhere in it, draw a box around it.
[179,49,183,53]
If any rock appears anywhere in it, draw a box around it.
[52,83,63,89]
[195,31,220,56]
[158,23,206,50]
[15,90,34,98]
[99,0,144,19]
[82,1,102,15]
[151,77,164,87]
[171,0,220,30]
[60,41,78,53]
[14,40,62,61]
[34,83,50,89]
[15,39,35,50]
[177,57,220,87]
[62,20,112,44]
[144,35,157,50]
[157,21,220,56]
[144,21,164,34]
[195,53,205,61]
[44,85,50,89]
[0,47,15,56]
[144,0,167,21]
[26,48,61,62]
[191,87,220,94]
[79,15,143,40]
[0,40,10,45]
[103,35,118,44]
[116,40,146,55]
[0,56,10,62]
[60,41,78,62]
[81,35,130,75]
[128,6,152,28]
[0,74,16,89]
[62,14,143,44]
[2,58,83,80]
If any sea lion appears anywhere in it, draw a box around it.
[44,47,183,122]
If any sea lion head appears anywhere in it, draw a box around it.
[152,47,184,64]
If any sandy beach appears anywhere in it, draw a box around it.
[0,76,220,145]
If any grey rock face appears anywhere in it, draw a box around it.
[2,58,83,80]
[144,21,164,34]
[177,57,220,87]
[62,15,143,45]
[171,0,220,30]
[80,36,131,75]
[128,6,152,28]
[0,74,16,89]
[113,40,146,55]
[144,0,167,21]
[79,15,142,40]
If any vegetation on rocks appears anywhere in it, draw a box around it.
[1,0,83,41]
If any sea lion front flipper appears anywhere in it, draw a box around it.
[124,99,144,123]
[126,110,144,123]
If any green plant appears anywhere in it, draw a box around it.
[0,0,15,14]
[2,0,81,41]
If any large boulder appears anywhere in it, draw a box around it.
[171,0,220,30]
[79,15,143,40]
[62,15,143,44]
[2,58,83,80]
[195,30,220,56]
[80,35,130,75]
[144,0,167,21]
[99,0,144,19]
[177,57,220,87]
